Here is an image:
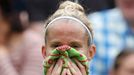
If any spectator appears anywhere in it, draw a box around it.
[110,49,134,75]
[0,16,11,46]
[88,0,134,75]
[0,0,44,75]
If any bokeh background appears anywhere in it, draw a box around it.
[0,0,134,75]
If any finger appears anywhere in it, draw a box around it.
[46,63,55,75]
[66,69,72,75]
[69,59,82,74]
[52,59,63,75]
[68,61,76,75]
[74,58,87,75]
[68,59,82,75]
[61,69,67,75]
[61,68,72,75]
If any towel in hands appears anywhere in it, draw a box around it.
[43,45,89,75]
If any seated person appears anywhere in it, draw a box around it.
[110,48,134,75]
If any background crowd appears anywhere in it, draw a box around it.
[0,0,134,75]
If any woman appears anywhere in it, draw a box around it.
[42,1,96,75]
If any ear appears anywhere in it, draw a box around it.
[42,45,46,58]
[87,44,96,60]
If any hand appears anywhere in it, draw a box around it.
[61,68,72,75]
[46,59,63,75]
[67,58,87,75]
[46,58,87,75]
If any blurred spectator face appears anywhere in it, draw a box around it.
[116,0,134,22]
[111,54,134,75]
[0,21,10,45]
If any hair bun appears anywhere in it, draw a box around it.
[59,1,84,13]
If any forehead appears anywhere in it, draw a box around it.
[46,19,87,42]
[47,19,86,35]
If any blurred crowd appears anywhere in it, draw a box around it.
[0,0,134,75]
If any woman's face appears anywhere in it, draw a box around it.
[45,19,90,57]
[116,0,134,21]
[114,54,134,75]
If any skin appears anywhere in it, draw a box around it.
[42,19,96,75]
[116,0,134,27]
[111,54,134,75]
[0,21,10,45]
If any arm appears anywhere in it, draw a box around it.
[0,47,18,75]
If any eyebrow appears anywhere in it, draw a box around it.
[49,40,83,46]
[49,40,61,45]
[69,41,82,46]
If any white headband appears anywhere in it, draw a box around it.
[44,16,93,44]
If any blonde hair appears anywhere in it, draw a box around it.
[44,1,93,45]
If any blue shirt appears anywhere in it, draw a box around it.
[88,8,134,75]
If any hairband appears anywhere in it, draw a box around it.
[44,16,93,44]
